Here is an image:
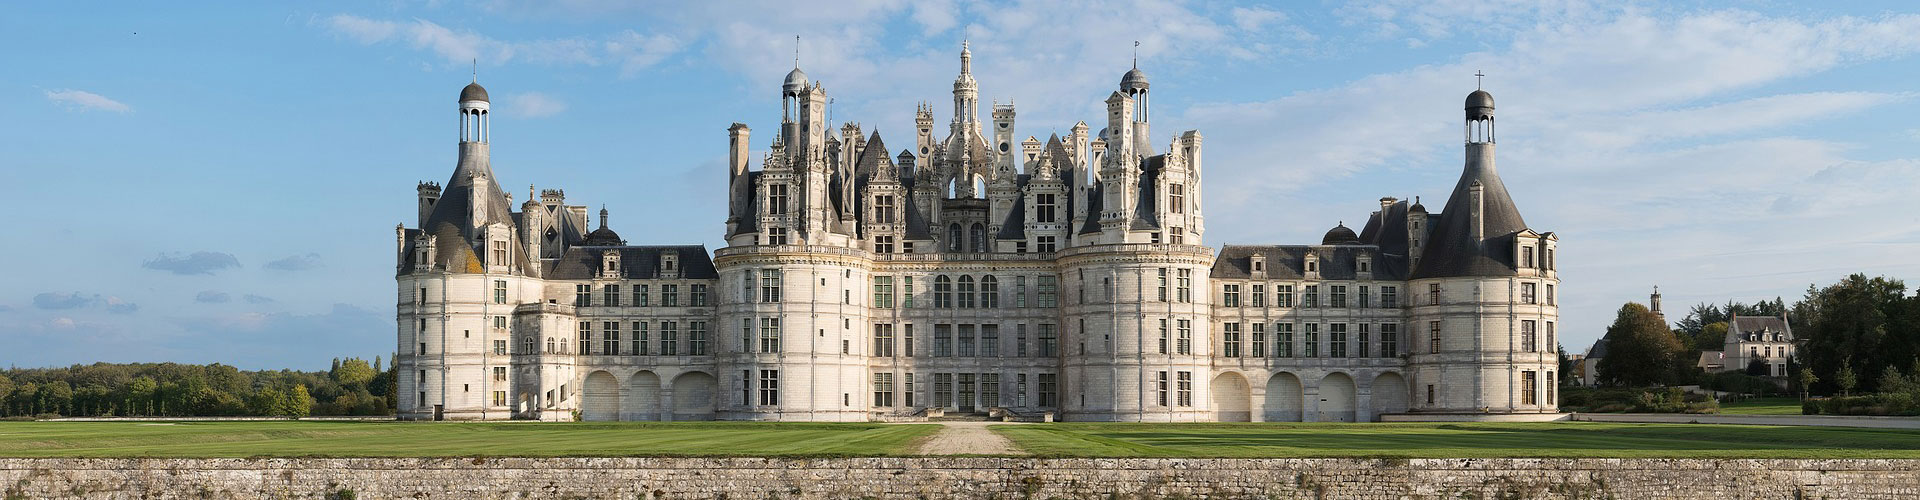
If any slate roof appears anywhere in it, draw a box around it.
[545,245,718,280]
[1726,315,1793,345]
[460,82,489,102]
[413,149,527,275]
[1408,151,1531,279]
[1210,245,1408,281]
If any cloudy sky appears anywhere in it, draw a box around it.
[4,1,1918,370]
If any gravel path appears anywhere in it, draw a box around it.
[916,422,1026,455]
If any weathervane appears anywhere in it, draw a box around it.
[1133,40,1140,68]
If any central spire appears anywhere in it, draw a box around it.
[960,39,972,75]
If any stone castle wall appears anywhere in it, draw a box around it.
[5,457,1918,499]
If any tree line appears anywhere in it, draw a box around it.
[0,357,395,418]
[1595,273,1920,400]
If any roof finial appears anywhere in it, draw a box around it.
[794,35,800,69]
[472,58,477,83]
[1475,69,1484,90]
[599,204,609,229]
[1133,40,1140,69]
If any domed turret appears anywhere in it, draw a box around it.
[460,82,489,103]
[1120,67,1149,94]
[783,68,808,96]
[1322,222,1361,245]
[583,206,623,246]
[1465,89,1494,120]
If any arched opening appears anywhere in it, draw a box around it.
[1210,372,1251,422]
[971,174,986,199]
[947,224,963,252]
[1370,372,1410,420]
[1317,372,1357,422]
[582,371,621,422]
[672,371,717,421]
[969,223,987,253]
[626,371,661,421]
[1264,372,1303,422]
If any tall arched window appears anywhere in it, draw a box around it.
[934,275,954,308]
[958,275,976,308]
[980,275,999,308]
[947,224,963,252]
[970,223,987,253]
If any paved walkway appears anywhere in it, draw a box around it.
[916,421,1027,455]
[1573,413,1920,429]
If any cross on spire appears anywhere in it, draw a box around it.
[1475,70,1485,90]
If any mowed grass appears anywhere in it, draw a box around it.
[993,422,1920,458]
[0,421,936,458]
[1718,397,1805,415]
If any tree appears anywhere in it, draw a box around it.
[1746,358,1770,377]
[330,358,377,388]
[1797,366,1818,401]
[1596,302,1684,387]
[1796,275,1910,395]
[278,384,314,418]
[1837,357,1858,398]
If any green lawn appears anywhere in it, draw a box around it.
[993,422,1920,458]
[1718,397,1804,415]
[0,421,936,458]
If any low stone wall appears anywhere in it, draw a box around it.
[4,457,1918,499]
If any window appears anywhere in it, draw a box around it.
[873,276,894,308]
[603,321,620,355]
[493,366,507,382]
[492,390,506,406]
[981,324,1000,357]
[874,324,895,357]
[1251,323,1267,357]
[1251,284,1265,307]
[1521,283,1537,304]
[635,321,649,355]
[759,318,780,353]
[1037,374,1057,406]
[934,373,954,407]
[958,276,976,308]
[1150,372,1171,407]
[903,276,915,308]
[1522,371,1538,405]
[575,284,591,307]
[1221,322,1241,357]
[1015,276,1028,307]
[1176,269,1192,302]
[660,321,679,355]
[1429,321,1442,353]
[1276,323,1294,357]
[635,284,650,306]
[1359,286,1370,308]
[1016,324,1029,357]
[1157,319,1169,354]
[1170,226,1184,244]
[689,321,708,355]
[768,227,788,245]
[758,370,780,405]
[934,276,954,308]
[1547,372,1557,404]
[1546,248,1555,270]
[1038,324,1058,357]
[768,184,789,215]
[1523,246,1535,268]
[494,315,507,331]
[875,235,894,254]
[1169,183,1185,214]
[1330,285,1347,308]
[934,324,953,357]
[600,284,619,307]
[1303,285,1318,308]
[491,240,507,266]
[1176,319,1193,355]
[1381,286,1398,308]
[947,224,963,252]
[545,335,556,354]
[1101,276,1113,302]
[1304,323,1319,357]
[1428,283,1441,305]
[958,325,976,357]
[1427,385,1436,405]
[1156,268,1169,302]
[981,276,1000,308]
[904,324,915,357]
[493,340,507,355]
[1223,284,1240,307]
[1380,323,1399,357]
[1276,285,1294,307]
[1329,323,1348,358]
[1545,284,1555,305]
[494,280,508,304]
[981,373,1000,407]
[1038,275,1057,307]
[1546,322,1555,354]
[760,270,781,302]
[1036,235,1056,253]
[661,284,679,307]
[1521,320,1537,352]
[521,334,535,355]
[1175,371,1193,406]
[580,322,593,354]
[874,195,896,224]
[417,287,427,305]
[874,373,894,407]
[1036,193,1057,222]
[691,284,708,307]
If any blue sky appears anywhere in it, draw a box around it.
[4,1,1919,370]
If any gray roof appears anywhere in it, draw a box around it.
[411,149,526,275]
[546,245,718,280]
[1466,89,1493,111]
[1409,155,1530,279]
[1726,315,1792,344]
[1322,223,1360,245]
[994,174,1031,240]
[1210,245,1408,281]
[1586,337,1611,359]
[1121,67,1149,91]
[460,82,489,103]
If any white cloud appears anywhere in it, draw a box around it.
[322,14,677,71]
[508,92,568,118]
[44,89,131,113]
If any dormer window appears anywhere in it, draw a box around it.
[1358,261,1370,272]
[1252,260,1264,272]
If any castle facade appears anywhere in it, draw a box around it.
[395,45,1561,422]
